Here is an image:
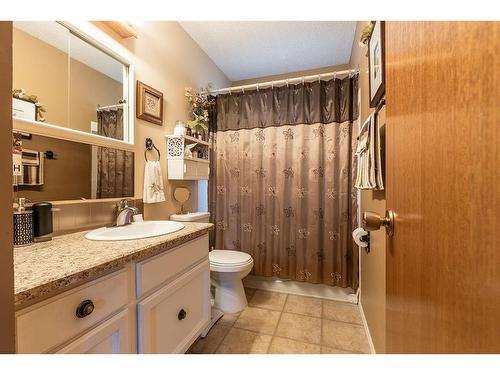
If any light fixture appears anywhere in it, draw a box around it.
[99,21,138,39]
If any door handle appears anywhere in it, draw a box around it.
[363,210,395,237]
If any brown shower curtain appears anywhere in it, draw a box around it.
[209,75,360,289]
[96,108,134,198]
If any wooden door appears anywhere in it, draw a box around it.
[385,21,499,353]
[56,310,133,354]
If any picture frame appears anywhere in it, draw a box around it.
[136,81,163,125]
[368,21,385,108]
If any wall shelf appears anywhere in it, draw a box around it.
[165,135,210,180]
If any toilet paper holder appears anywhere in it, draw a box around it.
[362,232,371,253]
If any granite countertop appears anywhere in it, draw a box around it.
[14,222,213,309]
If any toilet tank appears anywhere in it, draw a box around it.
[169,212,210,223]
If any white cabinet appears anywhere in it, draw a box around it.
[16,269,131,354]
[56,309,133,354]
[166,135,210,180]
[16,234,210,354]
[137,260,211,354]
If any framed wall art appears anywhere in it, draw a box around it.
[368,21,385,108]
[136,81,163,125]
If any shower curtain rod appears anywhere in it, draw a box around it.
[204,68,359,95]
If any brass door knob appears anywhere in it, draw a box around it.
[363,210,395,237]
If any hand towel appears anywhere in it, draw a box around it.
[143,160,166,204]
[354,113,384,190]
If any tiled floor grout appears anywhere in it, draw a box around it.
[266,293,288,354]
[191,288,368,354]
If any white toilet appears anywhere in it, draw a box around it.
[169,212,254,313]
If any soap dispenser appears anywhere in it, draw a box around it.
[13,197,34,247]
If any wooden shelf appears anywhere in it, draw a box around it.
[168,157,209,164]
[166,134,209,146]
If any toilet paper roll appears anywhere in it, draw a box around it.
[352,227,369,248]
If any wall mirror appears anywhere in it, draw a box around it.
[173,187,191,214]
[13,21,133,143]
[13,131,134,202]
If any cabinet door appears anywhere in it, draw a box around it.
[137,260,210,354]
[196,163,210,179]
[183,160,198,180]
[56,309,133,354]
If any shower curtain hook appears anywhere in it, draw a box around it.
[302,77,305,85]
[271,81,274,89]
[229,87,232,95]
[333,72,337,81]
[286,79,289,88]
[256,83,259,92]
[242,87,245,93]
[318,74,321,83]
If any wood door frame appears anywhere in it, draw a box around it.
[0,21,15,353]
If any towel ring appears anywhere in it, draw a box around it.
[145,138,160,162]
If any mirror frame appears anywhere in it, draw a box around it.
[12,21,135,152]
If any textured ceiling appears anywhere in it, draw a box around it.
[179,21,356,81]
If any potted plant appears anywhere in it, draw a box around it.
[184,86,211,140]
[359,22,375,57]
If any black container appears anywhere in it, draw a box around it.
[33,202,53,239]
[13,211,34,247]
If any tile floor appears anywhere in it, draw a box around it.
[188,288,371,354]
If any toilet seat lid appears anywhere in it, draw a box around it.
[209,250,252,266]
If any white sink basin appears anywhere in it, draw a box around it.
[85,220,185,241]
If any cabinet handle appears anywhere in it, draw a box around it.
[76,299,95,318]
[178,308,187,321]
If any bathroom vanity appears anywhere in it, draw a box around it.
[14,222,212,354]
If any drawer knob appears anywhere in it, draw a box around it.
[76,299,95,318]
[178,308,187,321]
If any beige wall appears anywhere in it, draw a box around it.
[0,21,15,353]
[232,64,351,86]
[95,21,230,219]
[13,28,122,133]
[349,21,386,353]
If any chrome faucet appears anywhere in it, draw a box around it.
[115,199,139,226]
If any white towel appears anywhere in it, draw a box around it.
[354,112,384,190]
[143,161,166,204]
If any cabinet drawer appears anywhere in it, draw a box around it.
[16,268,130,353]
[56,309,133,354]
[136,234,208,298]
[137,260,210,353]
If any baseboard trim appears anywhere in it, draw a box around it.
[358,301,376,354]
[243,275,357,303]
